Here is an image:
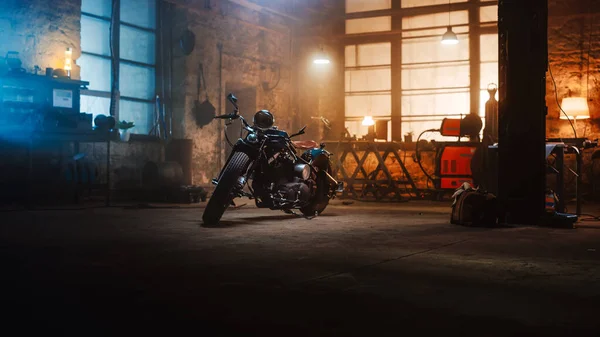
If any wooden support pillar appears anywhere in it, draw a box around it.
[497,0,548,225]
[468,0,480,115]
[391,0,402,141]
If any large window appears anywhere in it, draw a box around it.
[401,10,470,139]
[345,43,392,140]
[80,0,157,134]
[343,0,498,141]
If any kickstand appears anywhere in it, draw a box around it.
[282,209,317,220]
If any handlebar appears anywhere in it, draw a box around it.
[214,113,238,119]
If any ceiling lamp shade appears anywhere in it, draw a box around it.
[559,97,590,120]
[313,48,330,64]
[441,26,459,45]
[362,116,375,126]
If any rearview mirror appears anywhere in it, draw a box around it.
[227,93,238,105]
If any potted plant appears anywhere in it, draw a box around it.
[404,131,414,143]
[117,120,135,142]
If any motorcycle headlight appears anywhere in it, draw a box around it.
[247,133,259,143]
[294,163,311,180]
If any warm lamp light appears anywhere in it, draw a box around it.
[313,47,330,64]
[64,47,72,77]
[441,27,459,45]
[559,97,590,120]
[362,116,375,126]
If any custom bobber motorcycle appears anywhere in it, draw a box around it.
[202,93,344,225]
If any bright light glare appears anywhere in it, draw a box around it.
[441,39,459,45]
[362,116,375,126]
[313,58,331,64]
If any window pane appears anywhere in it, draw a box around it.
[345,45,356,67]
[346,16,391,34]
[81,16,111,56]
[119,99,153,134]
[402,91,469,116]
[480,5,498,22]
[402,25,468,38]
[81,95,111,119]
[120,25,156,64]
[345,94,391,117]
[402,121,448,140]
[402,11,469,31]
[358,43,391,66]
[121,0,156,29]
[480,34,498,62]
[346,0,391,13]
[345,121,369,139]
[120,63,155,100]
[402,0,467,8]
[82,0,112,17]
[346,68,391,92]
[403,36,469,63]
[480,62,498,90]
[402,64,470,89]
[78,54,111,92]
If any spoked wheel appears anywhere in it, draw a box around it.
[202,152,251,225]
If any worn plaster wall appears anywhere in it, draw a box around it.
[544,0,600,195]
[0,0,82,79]
[546,0,600,137]
[170,1,302,184]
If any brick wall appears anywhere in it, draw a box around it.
[0,0,82,79]
[547,0,600,137]
[169,0,339,184]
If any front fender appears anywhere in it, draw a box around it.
[218,139,260,180]
[303,148,331,171]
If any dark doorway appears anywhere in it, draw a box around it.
[224,85,257,158]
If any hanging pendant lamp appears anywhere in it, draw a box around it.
[441,0,458,45]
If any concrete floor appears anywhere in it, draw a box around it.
[2,199,600,336]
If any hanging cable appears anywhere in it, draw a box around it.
[548,64,577,138]
[415,129,440,184]
[109,0,119,118]
[587,0,593,98]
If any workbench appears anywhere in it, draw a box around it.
[0,129,116,207]
[323,140,419,201]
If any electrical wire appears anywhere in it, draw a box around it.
[587,0,593,97]
[548,64,577,138]
[109,0,118,118]
[415,129,440,184]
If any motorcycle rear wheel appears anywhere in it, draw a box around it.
[202,152,251,225]
[300,171,330,217]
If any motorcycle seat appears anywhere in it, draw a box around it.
[292,140,319,150]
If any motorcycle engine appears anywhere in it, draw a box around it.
[276,178,311,204]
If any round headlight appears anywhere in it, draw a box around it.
[253,110,274,130]
[247,133,259,143]
[294,163,311,180]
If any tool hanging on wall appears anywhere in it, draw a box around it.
[149,95,168,141]
[193,63,215,127]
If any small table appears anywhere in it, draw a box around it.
[1,129,115,207]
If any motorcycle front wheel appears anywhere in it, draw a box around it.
[202,151,251,225]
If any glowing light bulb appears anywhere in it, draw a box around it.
[64,47,72,77]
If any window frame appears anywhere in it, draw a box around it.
[342,0,499,141]
[80,0,159,134]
